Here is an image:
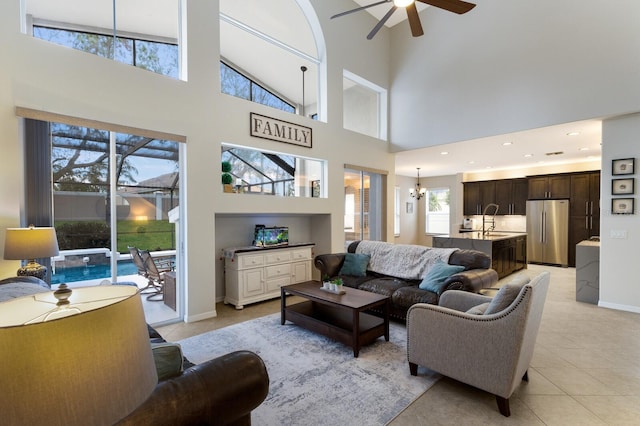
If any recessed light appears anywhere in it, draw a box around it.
[485,166,492,169]
[440,151,449,155]
[524,153,533,158]
[502,142,513,146]
[579,147,589,151]
[468,160,476,164]
[567,132,580,136]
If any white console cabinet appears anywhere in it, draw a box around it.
[224,244,314,309]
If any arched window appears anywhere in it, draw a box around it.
[219,0,326,121]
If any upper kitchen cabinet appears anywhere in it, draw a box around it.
[494,178,528,215]
[569,172,600,218]
[528,174,571,199]
[463,181,496,215]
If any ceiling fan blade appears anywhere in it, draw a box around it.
[406,3,424,37]
[417,0,476,14]
[367,5,397,40]
[331,0,391,19]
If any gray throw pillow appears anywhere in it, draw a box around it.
[466,302,490,315]
[151,342,184,381]
[484,279,528,314]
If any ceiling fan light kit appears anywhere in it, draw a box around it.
[331,0,476,40]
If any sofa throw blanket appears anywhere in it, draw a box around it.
[355,241,456,280]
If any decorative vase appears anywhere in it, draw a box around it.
[335,284,343,293]
[322,281,331,290]
[330,283,337,292]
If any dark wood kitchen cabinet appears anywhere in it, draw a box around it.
[494,178,528,215]
[463,181,496,215]
[528,174,571,199]
[569,171,600,266]
[491,235,527,279]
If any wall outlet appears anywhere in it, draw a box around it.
[610,230,628,239]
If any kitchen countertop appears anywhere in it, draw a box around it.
[435,232,527,241]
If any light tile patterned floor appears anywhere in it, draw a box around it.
[157,264,640,425]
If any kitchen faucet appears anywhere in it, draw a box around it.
[482,203,499,235]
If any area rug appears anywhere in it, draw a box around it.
[178,313,440,425]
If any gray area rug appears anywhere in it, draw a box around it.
[178,313,440,425]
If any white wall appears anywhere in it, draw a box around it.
[393,175,419,245]
[389,0,640,151]
[386,0,640,312]
[0,0,395,321]
[599,114,640,312]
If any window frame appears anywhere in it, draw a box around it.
[342,70,388,140]
[424,187,451,235]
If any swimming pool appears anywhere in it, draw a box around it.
[51,260,138,284]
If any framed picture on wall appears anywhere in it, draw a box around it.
[311,180,320,198]
[406,202,414,214]
[611,198,635,214]
[612,158,635,175]
[612,178,635,195]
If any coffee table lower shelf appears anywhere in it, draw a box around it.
[283,300,386,357]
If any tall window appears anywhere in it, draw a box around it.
[425,188,450,234]
[219,0,322,119]
[344,168,386,241]
[343,70,387,140]
[25,0,182,79]
[24,118,180,289]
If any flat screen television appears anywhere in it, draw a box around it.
[254,226,289,247]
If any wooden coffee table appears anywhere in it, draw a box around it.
[281,280,390,357]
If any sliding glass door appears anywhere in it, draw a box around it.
[25,118,182,322]
[344,167,385,242]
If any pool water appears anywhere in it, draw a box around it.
[51,260,138,284]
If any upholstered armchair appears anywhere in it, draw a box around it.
[406,271,550,417]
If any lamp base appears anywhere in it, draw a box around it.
[17,260,47,280]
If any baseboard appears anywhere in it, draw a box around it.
[598,300,640,314]
[184,309,217,323]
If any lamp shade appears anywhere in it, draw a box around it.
[3,226,60,259]
[0,286,158,425]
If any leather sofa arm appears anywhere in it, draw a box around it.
[116,350,269,426]
[442,268,499,294]
[314,253,346,278]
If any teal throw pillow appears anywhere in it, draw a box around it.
[419,262,465,293]
[339,253,370,277]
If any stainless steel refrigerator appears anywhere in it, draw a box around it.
[526,199,569,266]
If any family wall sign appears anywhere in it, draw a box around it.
[250,113,312,148]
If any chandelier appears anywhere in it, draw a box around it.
[409,167,427,200]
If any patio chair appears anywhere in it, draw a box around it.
[139,249,174,302]
[128,246,148,278]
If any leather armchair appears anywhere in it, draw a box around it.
[117,350,269,425]
[407,271,550,416]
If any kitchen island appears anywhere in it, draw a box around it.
[433,232,527,279]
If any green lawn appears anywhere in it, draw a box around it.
[117,220,175,253]
[55,220,175,253]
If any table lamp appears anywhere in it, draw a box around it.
[3,225,60,280]
[0,285,158,425]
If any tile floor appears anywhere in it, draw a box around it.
[157,264,640,425]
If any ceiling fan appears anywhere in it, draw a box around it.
[331,0,476,40]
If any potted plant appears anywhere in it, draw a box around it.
[221,161,233,193]
[331,277,344,293]
[322,274,331,290]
